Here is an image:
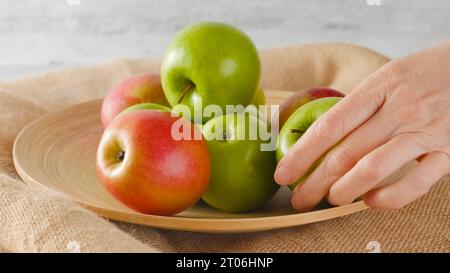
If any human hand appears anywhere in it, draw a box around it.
[274,39,450,211]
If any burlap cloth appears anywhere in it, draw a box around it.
[0,43,448,253]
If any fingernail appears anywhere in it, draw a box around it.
[274,166,292,184]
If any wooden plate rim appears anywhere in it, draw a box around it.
[13,99,368,233]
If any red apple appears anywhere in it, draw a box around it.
[278,87,345,127]
[96,110,210,215]
[101,74,169,128]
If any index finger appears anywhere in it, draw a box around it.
[274,63,398,185]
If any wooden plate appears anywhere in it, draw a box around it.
[13,90,369,233]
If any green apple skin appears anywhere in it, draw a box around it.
[276,97,341,190]
[202,113,279,212]
[161,22,261,123]
[250,87,265,106]
[117,103,171,118]
[245,87,267,122]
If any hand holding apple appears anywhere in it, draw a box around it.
[276,97,342,189]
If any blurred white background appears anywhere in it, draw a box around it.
[0,0,449,79]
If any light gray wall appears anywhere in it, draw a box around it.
[1,0,449,79]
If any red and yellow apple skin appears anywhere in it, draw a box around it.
[101,74,169,128]
[96,111,210,215]
[278,87,344,128]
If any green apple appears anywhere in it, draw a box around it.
[250,87,265,106]
[245,87,268,123]
[276,97,341,189]
[202,113,279,212]
[161,21,261,123]
[117,103,171,118]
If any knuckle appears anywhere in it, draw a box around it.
[358,156,385,181]
[380,61,408,83]
[395,100,433,123]
[408,133,431,150]
[325,145,356,177]
[313,113,343,142]
[327,189,352,206]
[371,62,408,97]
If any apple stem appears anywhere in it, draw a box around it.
[290,129,305,134]
[177,82,194,104]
